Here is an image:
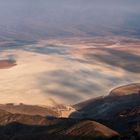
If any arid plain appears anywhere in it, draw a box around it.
[0,37,140,106]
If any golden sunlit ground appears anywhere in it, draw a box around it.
[0,37,140,106]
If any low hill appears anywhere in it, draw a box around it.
[0,103,60,117]
[0,109,119,140]
[60,120,119,139]
[73,83,140,120]
[0,83,139,139]
[109,83,140,96]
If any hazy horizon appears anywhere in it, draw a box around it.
[0,0,140,40]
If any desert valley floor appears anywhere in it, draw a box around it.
[0,37,140,106]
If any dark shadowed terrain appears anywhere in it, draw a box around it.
[0,84,139,140]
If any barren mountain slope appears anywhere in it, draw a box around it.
[73,83,140,119]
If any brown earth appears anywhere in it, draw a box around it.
[0,60,16,69]
[0,83,139,140]
[0,109,120,140]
